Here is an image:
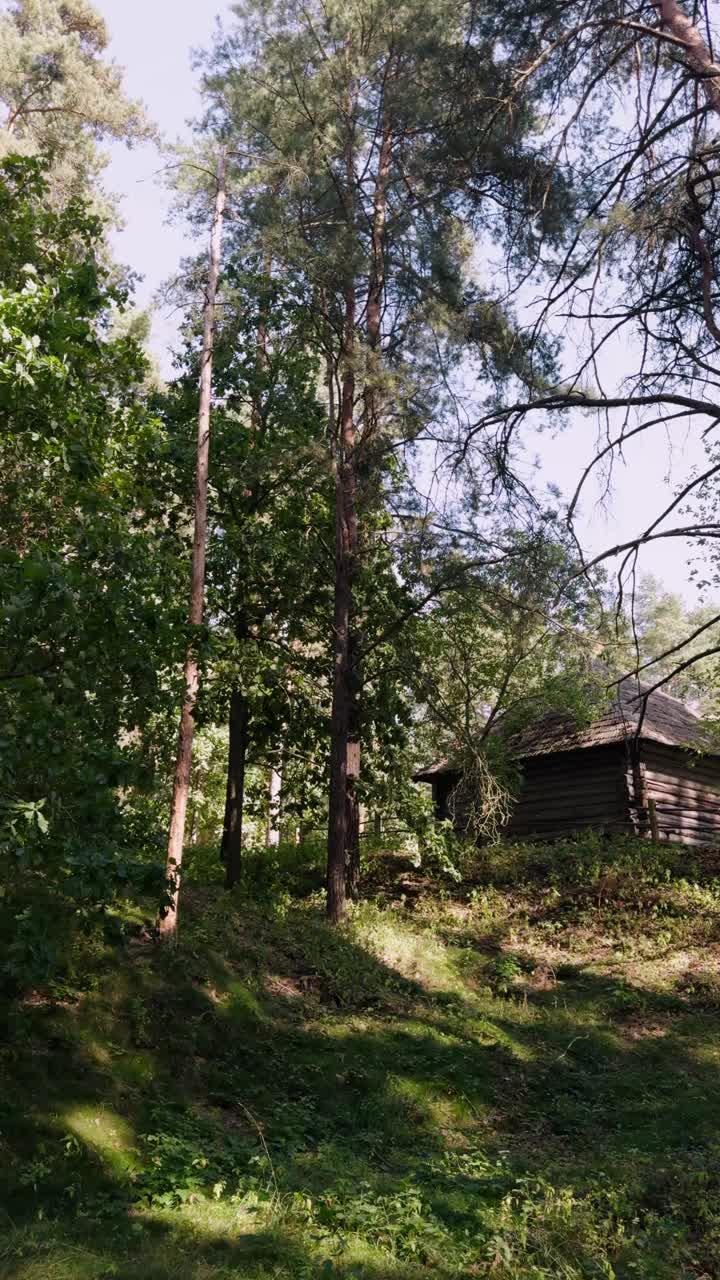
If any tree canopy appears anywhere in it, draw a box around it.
[3,0,720,950]
[6,3,720,1273]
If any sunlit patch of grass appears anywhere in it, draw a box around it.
[135,1197,264,1238]
[62,1106,137,1177]
[0,1243,112,1280]
[201,977,268,1028]
[350,905,463,994]
[4,838,720,1277]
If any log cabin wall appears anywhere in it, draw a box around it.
[637,742,720,845]
[505,744,631,840]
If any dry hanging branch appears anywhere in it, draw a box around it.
[449,749,513,843]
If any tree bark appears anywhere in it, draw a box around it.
[346,770,361,900]
[345,118,393,904]
[267,764,282,847]
[366,121,392,392]
[159,152,226,944]
[219,251,273,878]
[327,289,357,922]
[652,0,720,114]
[345,622,361,900]
[222,688,248,889]
[326,86,360,924]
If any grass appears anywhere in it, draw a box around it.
[2,836,720,1278]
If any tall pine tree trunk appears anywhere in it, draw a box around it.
[219,253,272,879]
[326,91,360,924]
[345,121,393,905]
[327,286,358,922]
[159,152,226,944]
[222,688,248,888]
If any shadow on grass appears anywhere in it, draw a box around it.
[2,885,720,1277]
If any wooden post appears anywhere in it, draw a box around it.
[158,152,226,944]
[631,750,651,839]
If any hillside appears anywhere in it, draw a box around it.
[2,838,720,1279]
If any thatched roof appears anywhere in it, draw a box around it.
[413,681,715,782]
[413,757,457,782]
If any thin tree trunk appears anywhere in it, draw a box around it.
[346,118,393,903]
[345,622,361,900]
[219,250,273,870]
[223,688,248,889]
[267,765,282,847]
[326,93,359,924]
[327,298,357,922]
[346,763,361,900]
[159,152,226,944]
[366,121,392,388]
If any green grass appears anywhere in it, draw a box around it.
[3,838,720,1278]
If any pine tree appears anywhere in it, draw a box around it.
[0,0,153,199]
[197,0,568,919]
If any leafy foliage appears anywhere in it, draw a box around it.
[0,156,180,981]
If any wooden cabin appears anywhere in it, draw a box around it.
[414,682,720,845]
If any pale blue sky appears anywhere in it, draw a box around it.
[99,0,232,362]
[96,0,705,603]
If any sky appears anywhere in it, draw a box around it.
[99,0,232,364]
[96,0,709,605]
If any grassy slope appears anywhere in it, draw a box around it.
[2,841,720,1279]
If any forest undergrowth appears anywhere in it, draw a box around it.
[2,835,720,1280]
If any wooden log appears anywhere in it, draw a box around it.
[642,753,720,785]
[650,797,720,819]
[507,822,634,840]
[522,755,623,771]
[659,815,720,832]
[513,807,627,827]
[644,770,720,794]
[654,813,720,834]
[638,770,720,795]
[510,814,627,832]
[654,818,720,838]
[509,783,622,803]
[628,770,720,803]
[523,767,624,779]
[636,793,720,820]
[515,783,622,803]
[651,798,720,820]
[643,780,720,807]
